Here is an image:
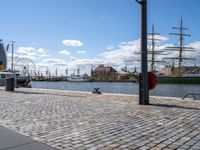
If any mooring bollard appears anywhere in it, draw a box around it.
[93,88,101,94]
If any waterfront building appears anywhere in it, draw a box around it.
[91,64,118,80]
[118,74,129,81]
[0,39,7,71]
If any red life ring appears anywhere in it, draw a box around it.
[148,72,157,90]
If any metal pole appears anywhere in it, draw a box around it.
[151,24,155,72]
[11,41,14,72]
[136,0,149,105]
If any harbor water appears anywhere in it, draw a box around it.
[31,81,200,98]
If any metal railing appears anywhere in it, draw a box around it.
[183,93,200,100]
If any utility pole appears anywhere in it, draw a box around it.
[11,41,15,71]
[136,0,149,105]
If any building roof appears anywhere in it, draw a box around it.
[93,65,117,73]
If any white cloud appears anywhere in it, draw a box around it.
[184,41,200,65]
[100,40,140,62]
[7,52,37,61]
[98,40,141,72]
[37,48,50,57]
[59,50,71,56]
[76,50,86,54]
[62,39,83,47]
[37,48,45,54]
[188,41,200,50]
[68,58,103,67]
[37,48,46,55]
[42,58,66,66]
[17,47,37,56]
[98,36,172,72]
[148,35,169,42]
[16,47,50,58]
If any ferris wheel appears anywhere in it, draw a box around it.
[13,57,36,76]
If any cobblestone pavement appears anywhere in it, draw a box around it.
[0,88,200,150]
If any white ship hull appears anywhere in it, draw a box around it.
[67,78,91,82]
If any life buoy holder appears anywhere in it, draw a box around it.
[148,72,157,90]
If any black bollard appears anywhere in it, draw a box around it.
[93,88,101,94]
[5,78,15,91]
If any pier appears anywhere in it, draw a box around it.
[0,87,199,150]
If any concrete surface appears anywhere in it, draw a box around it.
[0,125,56,150]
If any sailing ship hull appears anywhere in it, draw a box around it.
[157,76,200,84]
[16,76,31,86]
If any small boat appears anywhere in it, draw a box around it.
[67,68,91,82]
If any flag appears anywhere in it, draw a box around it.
[6,44,9,51]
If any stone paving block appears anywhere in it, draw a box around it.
[145,143,156,148]
[138,146,150,150]
[156,143,167,148]
[0,88,199,150]
[108,143,120,148]
[98,147,112,150]
[162,148,174,150]
[168,144,180,149]
[150,147,162,150]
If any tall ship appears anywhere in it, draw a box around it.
[157,18,200,83]
[163,17,196,77]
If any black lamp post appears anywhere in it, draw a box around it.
[136,0,149,105]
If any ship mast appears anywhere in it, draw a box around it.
[148,24,165,72]
[122,60,133,72]
[55,67,57,77]
[164,17,195,76]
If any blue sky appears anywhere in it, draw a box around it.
[1,0,200,75]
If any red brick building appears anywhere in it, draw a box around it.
[91,64,118,80]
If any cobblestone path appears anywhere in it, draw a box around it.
[0,88,200,150]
